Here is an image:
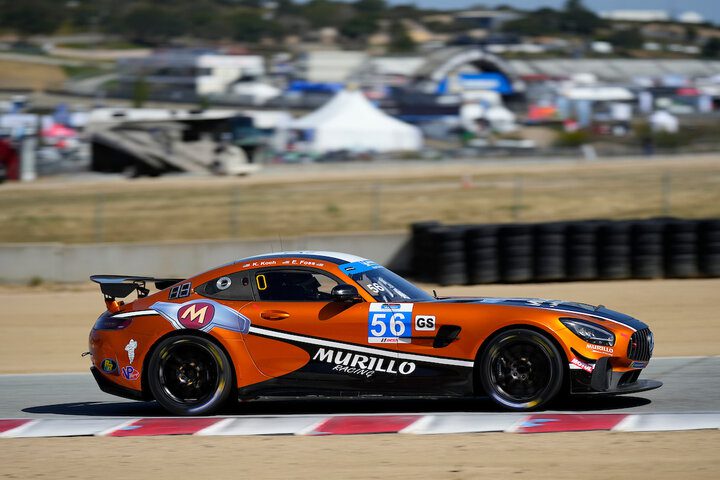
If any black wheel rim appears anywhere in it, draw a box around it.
[489,340,552,403]
[157,340,222,407]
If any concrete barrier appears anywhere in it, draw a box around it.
[0,232,410,283]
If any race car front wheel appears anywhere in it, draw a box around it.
[480,329,564,411]
[148,335,234,416]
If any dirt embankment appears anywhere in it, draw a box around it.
[1,431,718,480]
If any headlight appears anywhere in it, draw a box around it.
[560,318,615,346]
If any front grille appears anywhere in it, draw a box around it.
[627,328,654,361]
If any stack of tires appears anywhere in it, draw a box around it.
[565,222,600,281]
[498,224,534,283]
[465,225,500,284]
[428,226,467,286]
[597,221,632,280]
[631,220,665,279]
[533,222,566,281]
[410,218,720,285]
[699,219,720,277]
[664,219,699,278]
[410,221,440,282]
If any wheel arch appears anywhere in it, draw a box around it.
[141,329,238,402]
[471,323,570,396]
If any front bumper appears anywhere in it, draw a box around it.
[572,357,663,395]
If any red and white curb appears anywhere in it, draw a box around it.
[1,413,719,438]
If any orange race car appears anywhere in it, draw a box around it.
[88,251,661,415]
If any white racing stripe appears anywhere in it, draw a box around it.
[111,309,157,319]
[248,326,475,368]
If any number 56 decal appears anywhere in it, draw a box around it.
[368,303,413,344]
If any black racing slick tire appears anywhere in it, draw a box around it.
[480,329,564,411]
[148,335,234,416]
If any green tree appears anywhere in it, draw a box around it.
[301,0,346,28]
[118,5,188,45]
[0,0,65,36]
[180,2,233,39]
[502,8,561,36]
[231,10,285,42]
[354,0,386,15]
[702,38,720,58]
[132,77,150,108]
[560,0,604,34]
[275,0,302,16]
[388,21,415,52]
[604,28,644,50]
[340,15,378,39]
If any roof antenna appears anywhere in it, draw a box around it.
[279,235,284,252]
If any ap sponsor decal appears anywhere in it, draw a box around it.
[151,299,250,334]
[121,365,140,381]
[367,303,413,344]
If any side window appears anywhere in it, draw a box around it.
[198,271,255,301]
[255,269,339,301]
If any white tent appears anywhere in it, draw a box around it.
[560,86,635,102]
[284,90,422,152]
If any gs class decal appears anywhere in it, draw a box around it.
[414,315,436,331]
[151,300,251,334]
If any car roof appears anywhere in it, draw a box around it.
[235,251,372,266]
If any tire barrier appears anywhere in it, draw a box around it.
[597,221,632,280]
[699,219,720,277]
[498,224,534,283]
[411,218,720,285]
[465,225,500,284]
[533,222,566,282]
[631,220,664,279]
[411,221,440,283]
[664,220,699,279]
[566,221,600,281]
[429,226,468,286]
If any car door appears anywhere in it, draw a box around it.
[391,304,470,395]
[238,268,400,393]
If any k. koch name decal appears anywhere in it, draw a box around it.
[313,347,416,378]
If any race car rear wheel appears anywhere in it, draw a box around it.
[480,329,564,411]
[148,335,233,416]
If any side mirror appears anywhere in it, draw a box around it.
[331,284,361,302]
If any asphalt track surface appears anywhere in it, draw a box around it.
[1,357,718,419]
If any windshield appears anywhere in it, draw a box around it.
[338,261,433,302]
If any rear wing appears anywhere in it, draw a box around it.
[90,275,185,301]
